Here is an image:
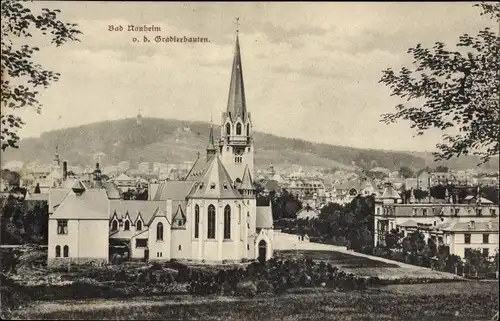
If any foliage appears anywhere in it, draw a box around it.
[1,169,20,187]
[398,166,414,179]
[269,190,302,220]
[380,2,500,164]
[434,165,449,173]
[0,196,48,245]
[1,0,82,150]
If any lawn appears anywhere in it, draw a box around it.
[275,250,400,268]
[9,282,499,320]
[275,250,463,280]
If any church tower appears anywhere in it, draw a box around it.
[206,120,217,161]
[219,22,254,184]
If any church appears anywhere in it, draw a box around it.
[47,29,274,266]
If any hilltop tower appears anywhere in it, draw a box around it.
[219,24,254,183]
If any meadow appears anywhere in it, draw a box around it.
[3,248,498,320]
[9,282,499,320]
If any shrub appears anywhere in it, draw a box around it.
[235,280,257,297]
[255,279,274,293]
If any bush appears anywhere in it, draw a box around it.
[235,280,257,297]
[255,280,274,293]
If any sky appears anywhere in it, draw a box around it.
[8,1,497,152]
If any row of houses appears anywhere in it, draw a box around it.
[374,183,499,259]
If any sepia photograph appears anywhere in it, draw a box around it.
[0,1,499,320]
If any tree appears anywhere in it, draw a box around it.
[379,3,499,164]
[434,165,449,173]
[398,166,414,179]
[1,0,82,150]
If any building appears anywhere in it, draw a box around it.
[138,162,150,172]
[110,173,137,193]
[47,29,274,266]
[374,183,499,259]
[118,161,130,173]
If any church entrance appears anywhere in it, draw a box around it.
[258,240,267,264]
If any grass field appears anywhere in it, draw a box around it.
[275,250,463,280]
[9,282,499,320]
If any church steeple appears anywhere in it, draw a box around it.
[226,19,247,122]
[206,115,217,160]
[53,145,61,167]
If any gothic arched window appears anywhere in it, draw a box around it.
[224,205,231,239]
[124,220,130,231]
[55,245,61,258]
[136,220,142,231]
[156,222,164,241]
[246,124,250,137]
[236,123,242,135]
[63,245,69,258]
[111,220,118,231]
[207,205,216,239]
[194,204,200,238]
[226,123,231,135]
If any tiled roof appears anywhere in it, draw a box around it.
[188,156,241,199]
[153,180,194,201]
[256,205,273,229]
[51,188,109,220]
[185,155,214,181]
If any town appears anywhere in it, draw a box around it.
[1,1,499,320]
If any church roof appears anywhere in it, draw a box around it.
[184,155,214,181]
[239,165,254,190]
[51,188,109,220]
[103,182,121,199]
[188,156,241,199]
[207,124,216,151]
[153,180,194,201]
[256,205,273,229]
[225,34,247,122]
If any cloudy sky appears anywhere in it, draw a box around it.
[11,1,496,152]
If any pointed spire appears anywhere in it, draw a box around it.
[206,113,217,160]
[239,165,254,193]
[226,18,247,121]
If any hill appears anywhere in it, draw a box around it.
[1,118,498,172]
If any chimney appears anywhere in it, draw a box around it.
[63,161,68,180]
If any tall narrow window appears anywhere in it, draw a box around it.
[124,220,130,231]
[224,205,231,239]
[57,220,68,234]
[236,123,242,135]
[246,124,250,137]
[55,245,61,258]
[464,233,471,244]
[63,245,69,258]
[111,220,118,231]
[136,220,142,231]
[207,205,216,239]
[194,205,200,238]
[157,222,164,241]
[225,123,231,135]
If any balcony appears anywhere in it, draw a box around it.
[223,136,252,145]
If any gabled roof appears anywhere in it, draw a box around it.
[239,165,254,190]
[153,180,194,201]
[225,34,247,122]
[112,173,134,181]
[256,205,273,229]
[188,156,241,199]
[47,169,62,180]
[109,200,165,225]
[399,219,418,228]
[51,188,109,220]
